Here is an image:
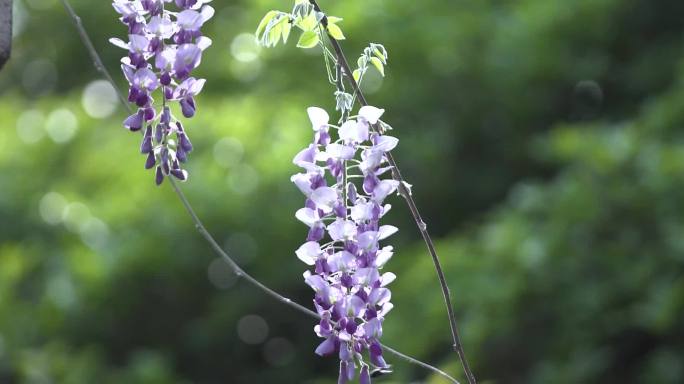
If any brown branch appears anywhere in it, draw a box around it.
[309,1,477,383]
[0,0,12,70]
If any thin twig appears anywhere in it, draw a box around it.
[310,1,477,383]
[59,1,459,382]
[168,178,319,319]
[61,0,129,110]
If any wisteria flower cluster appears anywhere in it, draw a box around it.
[111,0,213,185]
[292,105,400,383]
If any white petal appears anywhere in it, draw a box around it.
[379,302,394,316]
[350,202,372,222]
[357,231,379,251]
[375,246,394,268]
[311,187,338,212]
[327,219,356,242]
[381,272,396,286]
[374,136,399,152]
[339,120,368,143]
[189,78,206,94]
[328,251,355,272]
[359,106,385,124]
[378,225,398,240]
[196,36,213,50]
[372,180,400,203]
[307,107,329,131]
[325,143,355,160]
[291,173,313,196]
[295,208,317,227]
[295,241,321,265]
[200,5,215,22]
[128,34,149,52]
[109,37,129,50]
[359,149,383,174]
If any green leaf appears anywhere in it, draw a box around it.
[327,23,345,40]
[268,20,283,47]
[327,16,343,24]
[371,43,388,64]
[297,30,320,48]
[353,69,362,83]
[373,48,386,64]
[281,18,292,43]
[255,11,278,40]
[298,12,318,31]
[370,57,385,77]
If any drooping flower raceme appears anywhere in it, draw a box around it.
[292,106,400,383]
[111,0,213,185]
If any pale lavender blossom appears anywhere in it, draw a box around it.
[110,0,212,185]
[292,106,399,383]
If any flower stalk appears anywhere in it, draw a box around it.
[111,0,214,185]
[292,104,399,382]
[309,2,477,382]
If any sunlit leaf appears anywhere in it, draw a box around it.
[282,18,292,43]
[297,11,318,31]
[353,69,362,82]
[255,10,278,41]
[327,16,343,24]
[327,23,345,41]
[370,57,385,76]
[297,30,320,48]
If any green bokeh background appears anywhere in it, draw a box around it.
[2,0,684,383]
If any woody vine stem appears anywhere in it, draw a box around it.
[59,0,459,382]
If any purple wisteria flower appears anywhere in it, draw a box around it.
[111,0,213,185]
[292,105,400,383]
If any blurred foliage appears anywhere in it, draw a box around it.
[1,0,684,383]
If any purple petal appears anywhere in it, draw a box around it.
[314,337,336,357]
[338,361,350,384]
[145,152,156,169]
[171,168,188,181]
[177,9,204,31]
[155,166,164,186]
[303,272,328,293]
[359,364,371,384]
[140,126,153,153]
[174,44,202,78]
[369,341,388,368]
[307,223,325,242]
[128,34,149,53]
[291,173,313,196]
[124,110,144,131]
[179,133,193,153]
[180,96,196,118]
